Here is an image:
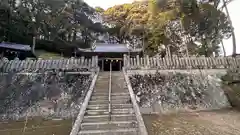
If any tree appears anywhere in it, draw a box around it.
[153,0,232,57]
[0,0,106,55]
[95,7,104,13]
[222,0,236,56]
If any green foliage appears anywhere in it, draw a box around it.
[35,50,62,59]
[222,69,240,85]
[0,0,232,57]
[0,0,105,55]
[221,68,240,107]
[95,7,104,13]
[103,0,232,56]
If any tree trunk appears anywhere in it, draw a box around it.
[221,40,226,57]
[223,0,237,56]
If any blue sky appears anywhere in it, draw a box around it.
[86,0,239,55]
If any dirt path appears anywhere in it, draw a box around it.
[143,109,240,135]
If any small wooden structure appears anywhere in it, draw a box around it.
[78,43,143,71]
[0,42,36,60]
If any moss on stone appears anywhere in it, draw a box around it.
[221,68,240,109]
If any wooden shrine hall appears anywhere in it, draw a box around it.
[0,43,36,60]
[78,43,143,71]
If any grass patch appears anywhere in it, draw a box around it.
[0,117,73,135]
[35,50,63,59]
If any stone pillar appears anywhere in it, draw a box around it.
[156,54,160,68]
[136,55,140,68]
[77,58,81,66]
[6,60,12,72]
[88,58,92,68]
[130,58,133,68]
[21,60,26,71]
[119,60,122,71]
[134,58,137,68]
[153,57,156,68]
[146,55,150,68]
[185,57,189,69]
[102,59,104,71]
[81,56,84,67]
[127,55,130,69]
[91,56,95,68]
[175,55,180,69]
[95,56,98,69]
[25,60,30,70]
[8,60,14,72]
[123,54,127,68]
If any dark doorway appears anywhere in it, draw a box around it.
[111,60,122,71]
[98,59,103,71]
[104,60,111,71]
[99,59,123,71]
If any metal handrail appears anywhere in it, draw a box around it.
[108,61,112,120]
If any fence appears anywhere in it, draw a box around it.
[123,54,240,70]
[0,56,98,73]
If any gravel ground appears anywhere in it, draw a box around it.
[143,109,240,135]
[129,70,240,135]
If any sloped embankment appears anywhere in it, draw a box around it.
[222,68,240,109]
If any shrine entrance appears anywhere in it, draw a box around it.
[98,58,123,71]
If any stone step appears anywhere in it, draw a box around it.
[87,104,133,110]
[91,92,129,96]
[90,95,131,100]
[95,79,109,82]
[111,96,131,100]
[90,96,109,100]
[111,89,128,93]
[78,128,138,135]
[88,99,131,105]
[81,121,138,130]
[93,87,109,91]
[85,108,134,115]
[93,89,109,93]
[83,114,136,122]
[112,92,130,96]
[94,82,108,86]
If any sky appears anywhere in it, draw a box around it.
[86,0,240,55]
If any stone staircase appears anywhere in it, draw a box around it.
[78,72,140,135]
